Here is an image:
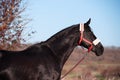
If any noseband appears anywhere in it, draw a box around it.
[78,23,100,52]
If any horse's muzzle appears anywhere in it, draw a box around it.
[94,42,104,56]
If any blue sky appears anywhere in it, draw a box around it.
[24,0,120,47]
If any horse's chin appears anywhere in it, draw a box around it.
[95,52,103,56]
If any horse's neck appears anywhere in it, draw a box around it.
[46,25,79,68]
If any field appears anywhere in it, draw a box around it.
[61,47,120,80]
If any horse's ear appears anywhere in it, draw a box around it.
[85,18,91,25]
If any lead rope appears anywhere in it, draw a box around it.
[61,47,88,79]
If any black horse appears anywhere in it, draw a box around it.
[0,19,104,80]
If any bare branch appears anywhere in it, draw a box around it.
[0,0,34,50]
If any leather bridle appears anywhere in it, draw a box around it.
[78,23,100,52]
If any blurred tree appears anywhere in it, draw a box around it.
[0,0,33,50]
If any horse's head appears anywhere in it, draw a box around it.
[79,19,104,56]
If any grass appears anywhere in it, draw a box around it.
[61,47,120,80]
[61,63,120,80]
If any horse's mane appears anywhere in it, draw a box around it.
[25,23,93,51]
[46,24,79,42]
